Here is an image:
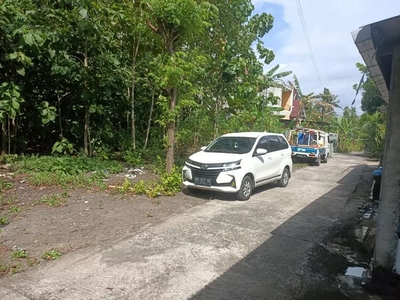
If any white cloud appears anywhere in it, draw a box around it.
[253,0,400,112]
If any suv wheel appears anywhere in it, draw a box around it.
[278,167,290,187]
[236,175,253,201]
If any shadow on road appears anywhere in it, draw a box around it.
[189,163,375,300]
[185,183,279,201]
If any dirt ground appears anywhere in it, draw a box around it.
[0,168,209,276]
[0,163,308,277]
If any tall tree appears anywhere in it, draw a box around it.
[0,0,289,162]
[144,0,217,172]
[354,63,386,114]
[318,87,340,129]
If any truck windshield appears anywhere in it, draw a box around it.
[205,137,256,154]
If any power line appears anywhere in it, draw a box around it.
[295,0,324,88]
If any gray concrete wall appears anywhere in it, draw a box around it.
[375,45,400,269]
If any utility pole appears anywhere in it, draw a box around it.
[321,105,325,131]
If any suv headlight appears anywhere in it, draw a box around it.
[222,160,241,171]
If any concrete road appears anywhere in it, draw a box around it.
[0,154,375,300]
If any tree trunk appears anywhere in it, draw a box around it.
[213,98,219,139]
[127,111,130,134]
[131,48,136,150]
[13,117,17,154]
[131,32,141,150]
[7,117,10,154]
[144,90,155,150]
[83,41,91,156]
[127,87,130,134]
[1,123,6,155]
[84,107,92,157]
[84,107,89,156]
[57,89,63,138]
[166,87,177,173]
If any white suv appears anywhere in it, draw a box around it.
[182,132,293,200]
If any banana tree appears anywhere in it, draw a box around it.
[331,116,361,153]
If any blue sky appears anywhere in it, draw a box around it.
[251,0,400,114]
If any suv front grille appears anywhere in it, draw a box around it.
[191,168,221,178]
[189,167,223,185]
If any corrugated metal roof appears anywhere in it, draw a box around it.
[352,15,400,102]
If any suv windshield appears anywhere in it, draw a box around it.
[205,137,256,154]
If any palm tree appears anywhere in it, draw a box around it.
[289,77,342,130]
[289,75,320,126]
[317,88,342,130]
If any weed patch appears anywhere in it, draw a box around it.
[0,263,8,275]
[115,163,182,198]
[9,205,22,213]
[11,250,28,260]
[42,250,62,260]
[39,193,68,207]
[0,215,9,226]
[0,178,12,191]
[12,155,123,175]
[29,170,108,189]
[9,263,22,275]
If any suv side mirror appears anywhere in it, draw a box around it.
[255,148,268,156]
[200,146,207,151]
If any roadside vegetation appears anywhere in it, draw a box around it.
[0,0,386,277]
[292,63,386,158]
[330,63,386,157]
[1,0,369,174]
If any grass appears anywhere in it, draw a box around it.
[3,155,123,189]
[42,250,62,260]
[0,178,13,191]
[29,170,108,189]
[0,262,26,276]
[9,205,22,213]
[0,263,8,275]
[11,250,28,260]
[9,263,22,275]
[0,215,8,226]
[115,165,182,198]
[2,153,183,197]
[39,192,68,207]
[12,155,123,175]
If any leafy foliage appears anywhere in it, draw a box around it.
[332,110,363,153]
[351,63,387,158]
[52,138,74,155]
[0,0,290,174]
[360,111,386,158]
[116,157,182,197]
[42,250,62,260]
[11,250,28,260]
[355,63,386,114]
[331,63,387,156]
[0,215,8,226]
[13,155,123,175]
[9,205,22,213]
[39,193,67,206]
